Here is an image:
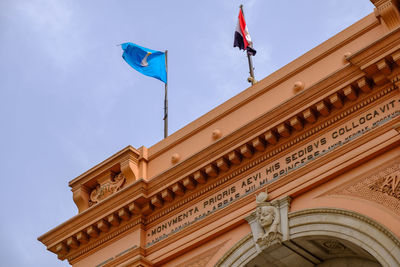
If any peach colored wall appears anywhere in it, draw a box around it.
[290,147,400,238]
[73,229,141,267]
[162,222,250,267]
[146,199,255,264]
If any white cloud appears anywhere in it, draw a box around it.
[16,0,73,32]
[14,0,85,70]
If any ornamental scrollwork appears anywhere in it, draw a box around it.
[89,172,126,206]
[369,170,400,200]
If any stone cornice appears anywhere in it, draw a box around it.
[69,145,140,188]
[347,26,400,71]
[67,218,145,264]
[144,64,364,196]
[38,179,148,249]
[145,61,399,205]
[145,80,400,226]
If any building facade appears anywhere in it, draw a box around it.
[39,1,400,266]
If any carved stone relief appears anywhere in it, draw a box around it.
[311,239,355,256]
[245,189,283,251]
[369,169,400,199]
[326,160,400,215]
[89,172,126,206]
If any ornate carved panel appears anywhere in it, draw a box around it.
[89,173,126,206]
[370,169,400,199]
[326,160,400,215]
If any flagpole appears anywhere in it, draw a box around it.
[240,5,256,85]
[246,50,255,85]
[164,50,168,138]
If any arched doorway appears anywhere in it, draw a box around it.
[245,235,380,266]
[216,208,400,267]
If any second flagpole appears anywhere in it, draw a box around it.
[240,5,256,85]
[164,50,168,138]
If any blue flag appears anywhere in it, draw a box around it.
[121,42,167,83]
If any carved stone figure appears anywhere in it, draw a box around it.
[254,189,281,246]
[89,172,126,206]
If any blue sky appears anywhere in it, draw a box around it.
[0,1,374,266]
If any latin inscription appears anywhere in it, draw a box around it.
[146,95,400,247]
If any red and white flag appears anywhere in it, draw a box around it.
[234,8,256,56]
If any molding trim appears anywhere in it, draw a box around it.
[146,80,399,225]
[289,208,400,266]
[216,207,400,267]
